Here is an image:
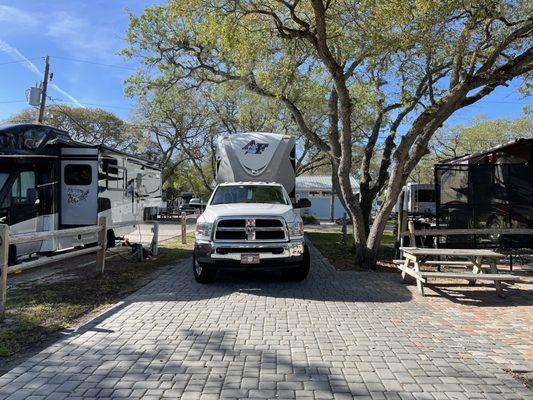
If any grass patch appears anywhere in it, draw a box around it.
[0,233,194,359]
[306,230,395,271]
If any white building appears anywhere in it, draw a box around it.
[296,175,359,220]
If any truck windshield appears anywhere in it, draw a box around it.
[211,185,288,205]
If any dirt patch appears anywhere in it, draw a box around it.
[0,234,194,374]
[505,370,533,390]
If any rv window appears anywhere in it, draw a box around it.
[103,159,124,190]
[65,164,92,185]
[11,171,36,204]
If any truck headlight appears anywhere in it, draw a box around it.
[287,221,304,239]
[195,222,213,241]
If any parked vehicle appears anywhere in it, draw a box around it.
[193,132,311,283]
[436,138,533,248]
[188,197,206,212]
[0,123,162,263]
[193,182,311,283]
[392,183,436,218]
[178,192,196,214]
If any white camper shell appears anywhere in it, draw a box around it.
[0,124,162,262]
[216,132,296,200]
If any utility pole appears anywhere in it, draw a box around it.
[37,55,50,123]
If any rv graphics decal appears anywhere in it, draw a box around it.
[67,188,90,204]
[242,140,269,155]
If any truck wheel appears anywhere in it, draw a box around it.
[283,244,310,281]
[193,254,216,283]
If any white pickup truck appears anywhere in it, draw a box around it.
[193,182,311,283]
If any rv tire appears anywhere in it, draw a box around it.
[106,230,116,249]
[8,245,16,266]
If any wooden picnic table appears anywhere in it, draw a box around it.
[395,247,521,298]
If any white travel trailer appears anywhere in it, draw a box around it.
[0,124,162,263]
[216,132,296,200]
[392,183,436,217]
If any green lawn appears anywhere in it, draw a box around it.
[0,233,195,359]
[306,229,395,270]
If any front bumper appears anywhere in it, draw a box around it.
[194,238,305,270]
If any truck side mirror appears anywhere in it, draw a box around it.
[293,198,311,209]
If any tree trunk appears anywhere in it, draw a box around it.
[359,189,373,237]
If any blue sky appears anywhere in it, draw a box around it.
[0,0,160,122]
[0,1,531,127]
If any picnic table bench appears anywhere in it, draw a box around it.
[394,247,523,297]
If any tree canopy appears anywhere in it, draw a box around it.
[8,105,139,152]
[124,0,533,266]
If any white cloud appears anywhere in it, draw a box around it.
[0,4,38,27]
[0,5,122,61]
[45,11,122,61]
[0,39,84,107]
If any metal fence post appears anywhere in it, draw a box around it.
[151,221,159,257]
[96,217,107,274]
[0,224,9,319]
[181,212,187,244]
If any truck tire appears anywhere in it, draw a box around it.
[193,254,216,283]
[283,244,310,281]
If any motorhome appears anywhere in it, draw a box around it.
[193,132,311,283]
[435,138,533,248]
[0,123,162,263]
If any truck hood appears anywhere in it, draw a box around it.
[201,203,296,221]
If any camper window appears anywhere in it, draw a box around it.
[65,164,92,185]
[103,159,124,190]
[415,189,435,203]
[11,171,36,204]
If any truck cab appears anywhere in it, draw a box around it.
[193,182,311,283]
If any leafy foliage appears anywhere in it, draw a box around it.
[8,106,140,152]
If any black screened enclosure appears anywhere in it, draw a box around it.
[435,139,533,250]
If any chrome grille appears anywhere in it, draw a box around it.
[214,218,287,242]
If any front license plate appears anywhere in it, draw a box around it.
[241,253,260,264]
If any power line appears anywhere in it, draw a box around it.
[48,99,94,136]
[0,100,27,104]
[0,57,43,66]
[49,55,138,71]
[49,98,132,110]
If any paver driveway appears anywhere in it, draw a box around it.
[0,244,531,399]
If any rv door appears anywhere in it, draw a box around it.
[60,161,98,225]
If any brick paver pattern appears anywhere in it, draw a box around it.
[0,244,531,399]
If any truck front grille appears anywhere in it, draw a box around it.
[215,218,287,242]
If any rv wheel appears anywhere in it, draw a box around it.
[8,245,16,266]
[487,215,504,243]
[106,230,116,249]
